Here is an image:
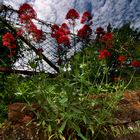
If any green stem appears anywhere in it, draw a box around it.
[124,70,135,90]
[72,20,76,53]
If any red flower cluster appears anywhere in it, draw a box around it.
[2,32,15,47]
[101,32,113,42]
[65,9,79,20]
[52,26,69,39]
[117,55,127,63]
[100,32,113,48]
[17,28,23,37]
[77,25,92,39]
[36,48,44,55]
[2,32,17,57]
[28,22,43,42]
[2,33,17,49]
[61,23,70,31]
[51,24,59,32]
[98,49,111,60]
[19,14,33,24]
[95,27,105,35]
[18,3,43,42]
[18,3,37,21]
[81,11,92,24]
[51,23,70,46]
[57,35,70,46]
[33,29,43,42]
[131,60,140,67]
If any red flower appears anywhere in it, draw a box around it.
[61,23,69,30]
[28,22,38,33]
[65,9,79,20]
[19,14,32,23]
[81,11,92,24]
[61,23,70,34]
[33,29,43,42]
[51,24,59,32]
[55,28,65,38]
[18,3,37,19]
[17,28,23,37]
[52,27,70,39]
[51,33,56,38]
[3,33,15,45]
[101,32,113,42]
[3,41,10,46]
[77,25,92,39]
[98,49,111,60]
[57,35,70,46]
[95,27,105,35]
[2,32,17,57]
[2,33,15,47]
[131,60,140,67]
[51,24,59,38]
[25,22,43,42]
[117,55,127,63]
[7,44,17,49]
[51,23,70,46]
[77,28,85,38]
[36,48,44,55]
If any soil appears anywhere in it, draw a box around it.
[114,133,140,140]
[114,90,140,124]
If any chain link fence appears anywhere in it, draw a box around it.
[0,4,75,75]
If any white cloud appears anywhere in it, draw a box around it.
[34,0,57,22]
[2,0,140,29]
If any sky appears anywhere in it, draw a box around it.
[2,0,140,29]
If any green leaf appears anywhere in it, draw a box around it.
[70,106,83,114]
[74,125,88,140]
[88,125,95,136]
[59,97,68,104]
[28,60,37,69]
[48,124,52,133]
[42,120,46,127]
[83,116,87,124]
[48,134,56,140]
[68,136,72,140]
[59,134,66,140]
[58,120,67,133]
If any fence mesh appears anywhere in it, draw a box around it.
[0,4,73,74]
